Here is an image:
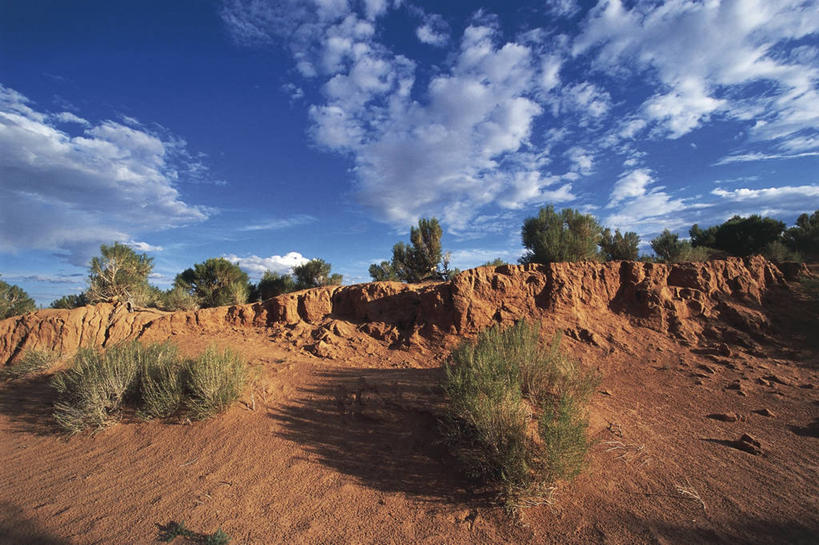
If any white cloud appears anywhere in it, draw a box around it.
[52,111,89,126]
[240,214,317,231]
[545,0,580,18]
[715,150,819,165]
[0,84,210,265]
[609,168,653,205]
[224,252,310,277]
[416,13,449,47]
[566,146,593,175]
[712,185,819,204]
[575,0,819,146]
[127,241,164,252]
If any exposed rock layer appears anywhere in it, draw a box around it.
[0,257,793,365]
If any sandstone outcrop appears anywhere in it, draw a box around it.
[0,257,793,365]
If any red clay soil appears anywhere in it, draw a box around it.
[0,258,817,544]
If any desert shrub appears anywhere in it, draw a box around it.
[649,230,713,263]
[599,228,640,261]
[443,321,599,504]
[51,341,246,432]
[0,348,59,381]
[690,215,785,257]
[783,210,818,260]
[87,243,154,305]
[370,217,453,283]
[50,293,88,309]
[158,286,199,311]
[0,277,36,319]
[520,206,602,264]
[175,258,249,308]
[762,240,802,263]
[137,342,186,419]
[255,270,298,300]
[159,521,231,544]
[293,259,343,290]
[51,343,142,433]
[482,258,508,267]
[184,347,246,420]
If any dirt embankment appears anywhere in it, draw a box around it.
[0,256,802,367]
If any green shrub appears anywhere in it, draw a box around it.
[51,344,142,433]
[599,228,640,261]
[50,293,88,309]
[137,342,186,419]
[175,258,249,308]
[690,215,785,257]
[0,276,36,319]
[0,348,59,380]
[158,286,199,311]
[184,347,246,420]
[51,341,246,433]
[293,259,343,290]
[520,206,602,264]
[443,321,599,504]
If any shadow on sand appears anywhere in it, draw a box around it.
[0,502,72,545]
[268,366,481,504]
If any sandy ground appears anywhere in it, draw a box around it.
[1,279,817,544]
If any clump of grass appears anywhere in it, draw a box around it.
[52,344,141,433]
[137,342,185,419]
[51,341,245,433]
[0,348,59,380]
[158,521,231,544]
[443,320,600,505]
[185,347,246,420]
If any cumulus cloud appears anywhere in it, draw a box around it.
[416,13,449,46]
[0,84,210,265]
[712,185,819,213]
[223,252,310,277]
[127,241,164,252]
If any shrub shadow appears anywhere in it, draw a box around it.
[269,366,480,504]
[0,502,72,545]
[0,376,61,436]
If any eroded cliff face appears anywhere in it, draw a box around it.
[0,257,795,365]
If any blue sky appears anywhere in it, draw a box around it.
[1,0,818,305]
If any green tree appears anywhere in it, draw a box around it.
[0,277,36,319]
[175,258,249,308]
[371,217,447,283]
[50,293,87,309]
[690,215,785,257]
[482,258,508,267]
[293,259,342,290]
[599,228,640,261]
[520,206,602,264]
[368,261,399,281]
[255,271,297,300]
[784,210,819,260]
[650,229,686,262]
[87,243,154,305]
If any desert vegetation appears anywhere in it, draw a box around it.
[0,276,36,319]
[3,208,817,321]
[442,320,600,506]
[51,341,246,434]
[0,348,59,381]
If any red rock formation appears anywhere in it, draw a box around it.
[0,257,791,365]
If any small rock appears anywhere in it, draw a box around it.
[752,408,775,417]
[698,364,716,374]
[599,389,613,396]
[732,433,763,455]
[707,412,742,422]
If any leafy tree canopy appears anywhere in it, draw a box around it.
[599,228,640,261]
[784,209,819,259]
[0,277,36,319]
[370,217,448,283]
[87,242,154,305]
[175,258,249,308]
[293,259,342,290]
[520,206,602,264]
[690,215,785,257]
